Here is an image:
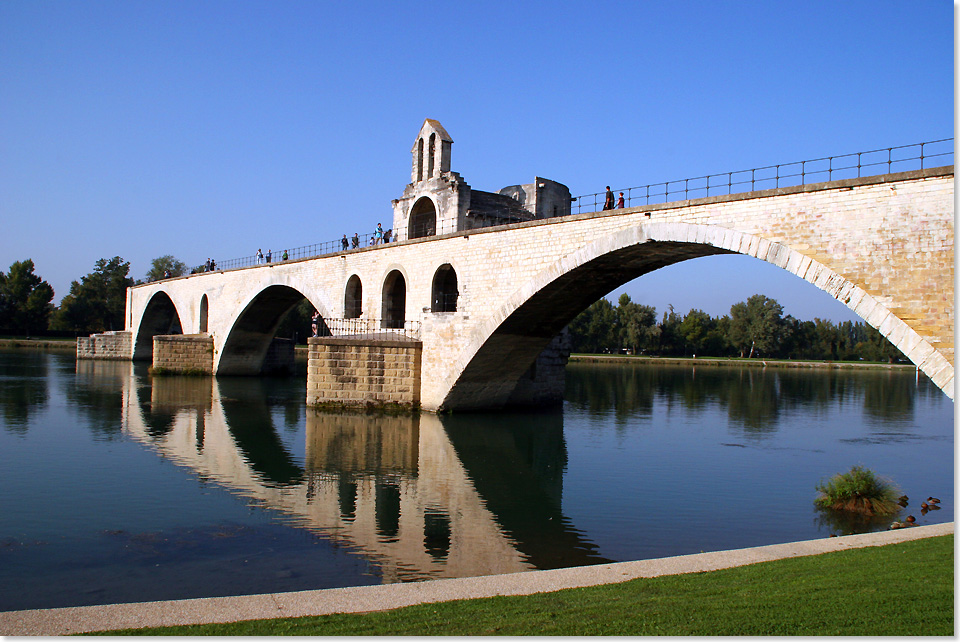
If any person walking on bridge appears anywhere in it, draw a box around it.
[603,186,615,210]
[616,192,625,208]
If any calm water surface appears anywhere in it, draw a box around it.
[0,350,953,611]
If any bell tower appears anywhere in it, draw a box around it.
[411,119,453,183]
[393,119,470,241]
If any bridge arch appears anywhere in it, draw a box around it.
[217,284,327,375]
[440,222,953,409]
[133,290,184,360]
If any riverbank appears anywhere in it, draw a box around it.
[0,338,916,371]
[570,353,914,370]
[0,337,78,351]
[1,523,951,636]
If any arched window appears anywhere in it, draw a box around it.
[409,197,437,239]
[344,275,362,319]
[381,270,406,329]
[416,138,424,182]
[431,264,458,312]
[428,133,436,178]
[199,294,209,333]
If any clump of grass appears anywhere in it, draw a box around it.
[814,465,901,516]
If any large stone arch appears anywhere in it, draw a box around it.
[440,222,953,410]
[133,291,184,361]
[217,284,320,375]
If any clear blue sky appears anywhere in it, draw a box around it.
[0,1,953,323]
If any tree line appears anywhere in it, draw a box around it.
[0,256,174,336]
[568,293,905,363]
[0,256,907,363]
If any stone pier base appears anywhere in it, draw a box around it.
[152,334,213,374]
[307,337,422,409]
[77,331,132,360]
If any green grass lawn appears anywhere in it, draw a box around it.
[93,534,954,636]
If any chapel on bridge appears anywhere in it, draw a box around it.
[391,119,571,241]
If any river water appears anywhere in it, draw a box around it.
[0,350,953,611]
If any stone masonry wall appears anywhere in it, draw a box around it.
[152,334,214,374]
[77,331,132,360]
[307,337,421,408]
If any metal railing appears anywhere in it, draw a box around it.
[186,138,952,275]
[315,317,421,341]
[572,138,953,214]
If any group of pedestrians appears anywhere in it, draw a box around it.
[340,224,393,251]
[603,186,626,210]
[341,234,359,250]
[203,258,217,272]
[255,248,290,265]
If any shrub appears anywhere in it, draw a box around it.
[814,465,901,516]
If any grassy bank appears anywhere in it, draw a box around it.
[0,337,77,351]
[570,353,914,370]
[94,534,953,636]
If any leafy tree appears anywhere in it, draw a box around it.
[146,255,187,282]
[0,259,55,335]
[568,298,619,354]
[274,299,317,344]
[617,294,659,354]
[728,294,787,358]
[658,305,684,356]
[678,308,715,356]
[51,257,134,333]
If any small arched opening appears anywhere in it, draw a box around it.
[382,270,406,329]
[344,275,362,319]
[199,294,209,333]
[428,133,436,178]
[409,197,437,239]
[416,138,424,182]
[431,264,458,312]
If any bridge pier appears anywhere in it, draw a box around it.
[77,331,132,360]
[307,336,423,409]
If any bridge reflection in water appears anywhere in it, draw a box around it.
[112,364,610,584]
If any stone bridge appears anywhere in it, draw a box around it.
[86,121,953,409]
[115,163,954,410]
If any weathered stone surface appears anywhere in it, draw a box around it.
[77,331,131,360]
[152,334,213,374]
[306,337,421,408]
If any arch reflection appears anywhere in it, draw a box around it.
[119,375,611,582]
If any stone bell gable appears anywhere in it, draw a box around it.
[392,119,469,240]
[392,119,572,241]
